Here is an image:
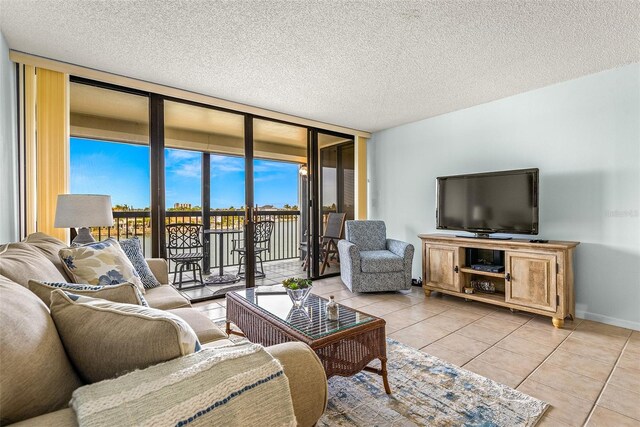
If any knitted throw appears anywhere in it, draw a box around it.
[70,343,297,427]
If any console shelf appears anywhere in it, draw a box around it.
[458,267,505,279]
[419,234,579,328]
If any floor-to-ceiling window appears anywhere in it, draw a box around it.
[68,77,354,301]
[69,80,151,254]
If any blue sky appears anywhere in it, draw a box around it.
[70,138,300,209]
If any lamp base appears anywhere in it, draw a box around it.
[71,227,96,245]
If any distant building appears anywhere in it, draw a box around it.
[174,202,192,209]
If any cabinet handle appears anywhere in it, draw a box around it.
[505,273,511,282]
[454,266,459,273]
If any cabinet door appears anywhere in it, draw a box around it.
[505,252,557,312]
[425,245,460,291]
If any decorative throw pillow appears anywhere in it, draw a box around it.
[119,237,161,289]
[28,280,148,308]
[58,238,145,294]
[49,290,201,383]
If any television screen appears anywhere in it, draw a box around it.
[436,168,539,236]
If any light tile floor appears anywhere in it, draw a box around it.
[193,267,640,427]
[177,258,315,301]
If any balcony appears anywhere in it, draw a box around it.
[93,209,316,300]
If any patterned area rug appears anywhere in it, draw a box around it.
[214,321,548,426]
[319,338,548,427]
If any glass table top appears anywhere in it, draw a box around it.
[231,288,377,340]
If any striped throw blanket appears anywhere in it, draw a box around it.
[70,342,297,427]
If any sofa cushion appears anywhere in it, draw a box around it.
[7,408,77,427]
[360,250,404,273]
[28,280,147,308]
[50,290,201,383]
[119,237,161,289]
[144,284,191,310]
[0,276,83,425]
[59,238,145,294]
[22,232,72,281]
[167,307,228,344]
[345,220,387,251]
[0,242,68,287]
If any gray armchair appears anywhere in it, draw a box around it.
[337,220,414,293]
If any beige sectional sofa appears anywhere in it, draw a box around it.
[0,233,327,426]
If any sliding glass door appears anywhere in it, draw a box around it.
[312,131,355,277]
[163,99,252,297]
[251,118,308,288]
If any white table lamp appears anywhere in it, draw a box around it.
[54,194,114,245]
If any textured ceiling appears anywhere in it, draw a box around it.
[1,0,639,132]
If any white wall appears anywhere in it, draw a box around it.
[0,31,19,243]
[369,63,640,330]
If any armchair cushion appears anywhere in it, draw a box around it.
[344,220,387,251]
[360,250,404,273]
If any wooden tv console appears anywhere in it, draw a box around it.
[419,234,579,328]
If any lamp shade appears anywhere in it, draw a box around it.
[54,194,114,228]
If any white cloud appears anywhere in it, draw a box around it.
[167,149,200,163]
[173,160,201,178]
[210,155,244,173]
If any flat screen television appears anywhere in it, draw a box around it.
[436,168,539,237]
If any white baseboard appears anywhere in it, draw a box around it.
[575,309,640,331]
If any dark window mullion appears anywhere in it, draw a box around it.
[149,94,165,259]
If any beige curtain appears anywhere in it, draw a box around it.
[22,66,69,241]
[355,136,368,219]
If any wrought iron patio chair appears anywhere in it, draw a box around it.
[231,220,275,278]
[166,223,204,288]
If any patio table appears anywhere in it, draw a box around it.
[204,228,243,285]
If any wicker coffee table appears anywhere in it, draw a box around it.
[226,289,391,394]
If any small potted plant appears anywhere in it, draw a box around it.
[282,277,313,308]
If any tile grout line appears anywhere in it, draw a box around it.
[511,316,581,389]
[581,333,633,426]
[457,313,538,373]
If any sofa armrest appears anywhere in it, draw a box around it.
[266,342,328,427]
[145,258,169,284]
[386,238,413,259]
[337,239,361,272]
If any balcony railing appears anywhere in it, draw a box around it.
[94,210,302,272]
